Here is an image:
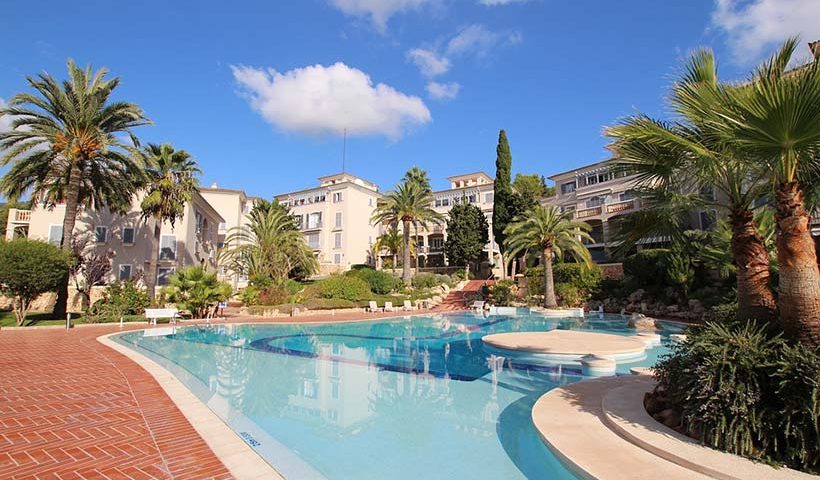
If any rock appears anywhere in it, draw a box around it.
[688,299,704,314]
[667,304,679,313]
[628,289,645,302]
[628,312,657,330]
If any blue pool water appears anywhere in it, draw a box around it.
[114,311,681,479]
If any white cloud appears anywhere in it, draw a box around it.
[407,48,451,77]
[711,0,820,62]
[328,0,435,32]
[426,81,460,100]
[446,24,522,57]
[231,62,431,140]
[478,0,530,5]
[0,98,13,133]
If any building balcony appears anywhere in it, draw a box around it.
[301,222,323,231]
[576,206,602,219]
[11,209,31,223]
[605,199,637,214]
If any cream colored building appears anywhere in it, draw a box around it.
[274,173,382,275]
[404,172,500,276]
[199,184,263,288]
[6,191,224,287]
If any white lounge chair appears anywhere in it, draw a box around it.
[367,301,382,312]
[384,301,395,312]
[145,308,180,326]
[468,300,485,312]
[402,300,416,311]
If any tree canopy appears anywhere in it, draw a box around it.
[444,202,489,272]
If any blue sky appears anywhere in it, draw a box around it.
[3,0,820,197]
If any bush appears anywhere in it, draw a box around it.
[553,263,602,294]
[488,280,516,306]
[412,272,451,289]
[709,301,738,323]
[623,249,670,288]
[316,275,371,301]
[347,267,400,294]
[89,281,150,322]
[555,283,583,307]
[162,266,232,318]
[654,322,820,472]
[0,239,70,326]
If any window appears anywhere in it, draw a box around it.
[307,232,320,249]
[586,196,604,208]
[302,379,317,399]
[441,198,450,207]
[561,181,577,194]
[585,175,598,186]
[118,264,132,281]
[368,198,373,207]
[619,190,636,201]
[331,380,340,400]
[331,360,340,378]
[218,222,227,233]
[334,232,342,249]
[431,237,444,249]
[333,192,343,203]
[157,267,175,286]
[307,212,322,229]
[159,235,177,260]
[334,253,341,264]
[434,199,442,207]
[122,227,135,245]
[485,193,494,203]
[328,409,339,421]
[468,194,476,203]
[95,226,108,243]
[335,212,342,228]
[48,224,63,245]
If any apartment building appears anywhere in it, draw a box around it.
[199,184,263,288]
[407,172,500,276]
[274,173,382,275]
[5,191,224,287]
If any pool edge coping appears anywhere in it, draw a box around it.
[97,331,286,480]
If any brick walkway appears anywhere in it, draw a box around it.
[0,308,466,479]
[435,280,491,311]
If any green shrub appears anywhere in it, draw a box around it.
[488,280,516,306]
[347,267,400,294]
[350,264,372,271]
[623,249,670,288]
[316,275,371,301]
[283,278,303,295]
[555,283,583,307]
[553,263,602,294]
[412,272,451,289]
[89,281,150,322]
[162,266,232,318]
[0,239,70,326]
[709,301,739,323]
[654,322,820,472]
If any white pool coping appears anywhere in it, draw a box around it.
[98,332,286,480]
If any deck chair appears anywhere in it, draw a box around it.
[384,301,395,312]
[367,301,382,312]
[403,300,416,311]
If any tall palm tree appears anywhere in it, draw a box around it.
[374,225,409,273]
[503,205,593,308]
[140,144,201,300]
[221,203,318,283]
[0,59,149,316]
[372,181,443,286]
[606,48,777,323]
[713,38,820,345]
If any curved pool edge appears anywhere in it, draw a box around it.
[97,331,286,480]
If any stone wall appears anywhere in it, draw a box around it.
[0,286,108,313]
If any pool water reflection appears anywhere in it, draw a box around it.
[114,311,680,480]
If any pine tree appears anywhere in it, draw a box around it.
[445,202,489,277]
[492,130,513,249]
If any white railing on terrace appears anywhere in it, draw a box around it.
[13,210,31,222]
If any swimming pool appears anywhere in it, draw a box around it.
[114,311,680,479]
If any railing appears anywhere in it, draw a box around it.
[605,199,636,214]
[301,222,323,230]
[13,210,31,222]
[576,206,602,219]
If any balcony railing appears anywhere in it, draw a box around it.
[576,206,602,219]
[13,210,31,223]
[301,221,323,231]
[605,199,636,214]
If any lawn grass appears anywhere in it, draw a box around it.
[0,311,146,327]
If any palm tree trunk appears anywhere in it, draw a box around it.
[729,208,777,323]
[52,162,83,318]
[145,220,162,301]
[543,247,557,308]
[774,182,820,346]
[402,219,412,286]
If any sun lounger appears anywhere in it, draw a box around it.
[367,301,383,312]
[468,300,485,311]
[145,308,180,325]
[384,301,395,312]
[403,300,416,311]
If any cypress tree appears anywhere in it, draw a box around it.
[492,130,513,250]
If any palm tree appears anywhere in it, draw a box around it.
[503,205,593,308]
[606,48,777,323]
[374,225,407,273]
[371,181,443,286]
[140,144,201,300]
[402,166,432,193]
[713,38,820,345]
[0,59,149,317]
[221,203,318,283]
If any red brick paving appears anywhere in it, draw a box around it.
[0,304,472,479]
